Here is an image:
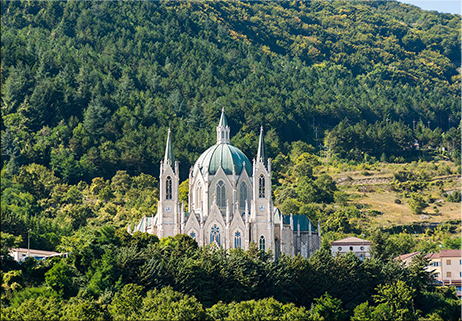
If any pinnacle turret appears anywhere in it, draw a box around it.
[216,108,230,144]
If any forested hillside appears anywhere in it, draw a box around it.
[1,0,460,182]
[1,2,461,320]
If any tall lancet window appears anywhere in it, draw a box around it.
[258,175,265,198]
[216,181,226,208]
[210,225,221,246]
[234,231,242,249]
[166,176,172,200]
[239,182,247,210]
[259,235,265,251]
[197,184,202,211]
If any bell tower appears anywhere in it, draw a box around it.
[157,128,180,238]
[252,126,274,252]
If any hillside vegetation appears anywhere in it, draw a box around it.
[1,2,461,320]
[1,1,460,182]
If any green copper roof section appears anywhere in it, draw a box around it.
[164,128,175,165]
[257,126,267,166]
[194,143,252,177]
[218,108,228,127]
[283,215,316,232]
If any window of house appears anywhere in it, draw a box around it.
[216,181,226,208]
[433,261,440,267]
[360,246,364,251]
[259,236,265,251]
[259,175,265,198]
[338,247,342,251]
[349,246,353,251]
[234,231,242,249]
[446,259,451,265]
[239,183,247,210]
[210,225,220,246]
[190,232,196,239]
[447,272,452,278]
[166,176,172,200]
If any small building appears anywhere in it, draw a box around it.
[394,250,462,297]
[331,236,371,261]
[9,248,62,262]
[426,249,461,295]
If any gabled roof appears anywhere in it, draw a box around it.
[426,249,462,259]
[331,236,371,245]
[394,251,420,261]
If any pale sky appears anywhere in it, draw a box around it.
[398,0,461,15]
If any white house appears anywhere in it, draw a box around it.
[331,236,371,260]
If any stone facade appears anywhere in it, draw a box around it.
[132,110,321,258]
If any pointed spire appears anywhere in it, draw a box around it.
[257,126,267,166]
[216,108,230,144]
[219,108,228,127]
[164,128,175,166]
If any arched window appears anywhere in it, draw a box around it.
[210,225,220,246]
[259,235,265,251]
[216,181,226,208]
[239,182,247,210]
[234,231,242,249]
[190,232,196,239]
[166,176,172,200]
[258,175,265,198]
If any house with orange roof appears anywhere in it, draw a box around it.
[395,249,462,297]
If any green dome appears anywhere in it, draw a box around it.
[194,143,252,177]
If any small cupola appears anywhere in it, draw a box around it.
[216,108,230,144]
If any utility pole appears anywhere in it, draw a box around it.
[427,120,431,129]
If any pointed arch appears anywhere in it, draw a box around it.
[258,175,265,198]
[216,180,226,208]
[166,176,172,200]
[234,230,242,249]
[259,235,265,251]
[239,182,247,210]
[210,224,221,246]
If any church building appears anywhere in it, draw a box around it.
[132,109,321,258]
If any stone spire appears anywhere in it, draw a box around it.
[216,108,230,144]
[257,126,267,167]
[164,128,175,166]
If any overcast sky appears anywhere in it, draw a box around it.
[398,0,461,15]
